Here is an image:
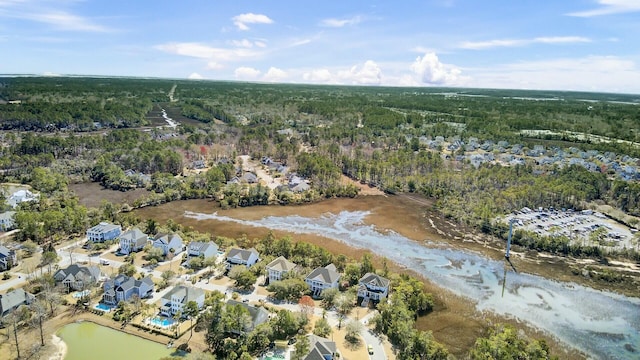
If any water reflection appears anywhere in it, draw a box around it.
[185,210,640,359]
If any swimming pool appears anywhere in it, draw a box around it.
[94,303,112,312]
[73,290,90,298]
[149,316,175,328]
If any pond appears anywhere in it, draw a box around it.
[184,209,640,360]
[58,322,174,360]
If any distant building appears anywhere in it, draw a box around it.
[0,245,17,271]
[7,189,39,209]
[0,211,16,231]
[87,222,122,243]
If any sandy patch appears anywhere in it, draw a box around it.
[48,335,67,360]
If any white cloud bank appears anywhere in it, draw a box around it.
[410,53,464,85]
[459,36,591,50]
[567,0,640,17]
[232,13,273,31]
[188,72,203,80]
[263,67,288,82]
[320,15,363,28]
[234,66,261,80]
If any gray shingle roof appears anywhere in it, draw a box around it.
[0,288,34,316]
[266,256,296,272]
[227,247,258,261]
[162,285,204,303]
[306,264,341,284]
[359,272,390,288]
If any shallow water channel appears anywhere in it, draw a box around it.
[185,209,640,360]
[58,322,172,360]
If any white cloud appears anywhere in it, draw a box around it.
[188,72,203,80]
[467,55,640,93]
[567,0,640,17]
[320,15,362,28]
[232,13,273,31]
[8,10,110,32]
[206,61,224,70]
[263,67,288,82]
[459,36,590,50]
[234,66,261,80]
[338,60,383,85]
[254,41,267,48]
[302,69,334,83]
[230,39,268,48]
[410,52,464,85]
[155,42,260,61]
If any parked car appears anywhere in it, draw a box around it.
[368,344,374,355]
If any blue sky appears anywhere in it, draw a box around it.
[1,0,640,93]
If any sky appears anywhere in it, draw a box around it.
[1,0,640,93]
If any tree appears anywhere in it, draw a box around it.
[292,335,310,360]
[118,263,137,277]
[30,300,49,347]
[183,300,200,341]
[246,323,273,355]
[313,317,332,338]
[271,309,305,340]
[267,278,309,301]
[320,288,339,309]
[298,295,314,318]
[345,320,363,345]
[228,265,257,290]
[469,325,553,360]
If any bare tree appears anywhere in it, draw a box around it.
[30,299,49,347]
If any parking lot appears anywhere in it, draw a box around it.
[505,207,637,250]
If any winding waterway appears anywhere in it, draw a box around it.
[184,209,640,360]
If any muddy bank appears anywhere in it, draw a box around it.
[133,196,613,359]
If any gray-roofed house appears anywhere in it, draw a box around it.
[357,272,390,306]
[159,285,205,317]
[299,334,337,360]
[0,211,16,231]
[305,264,341,297]
[187,241,218,259]
[225,300,270,334]
[54,264,101,291]
[0,288,35,317]
[152,233,183,256]
[0,245,17,271]
[102,274,154,305]
[225,247,259,270]
[119,227,149,255]
[87,222,122,243]
[265,256,296,284]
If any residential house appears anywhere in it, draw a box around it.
[290,182,310,193]
[87,222,122,243]
[305,264,341,297]
[225,247,259,270]
[0,288,35,317]
[7,189,39,209]
[225,300,270,334]
[119,227,148,255]
[0,245,17,271]
[357,272,390,306]
[159,285,205,317]
[0,211,16,231]
[265,256,296,284]
[187,241,218,259]
[152,233,183,257]
[54,264,101,291]
[102,274,154,305]
[300,334,337,360]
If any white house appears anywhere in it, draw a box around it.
[159,285,205,317]
[305,264,341,297]
[357,272,390,305]
[187,241,218,259]
[53,264,101,291]
[0,211,16,231]
[87,222,122,243]
[152,233,183,257]
[102,274,154,305]
[119,227,148,255]
[7,189,39,209]
[265,256,296,284]
[0,245,17,271]
[225,247,259,270]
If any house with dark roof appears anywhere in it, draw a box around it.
[0,245,17,271]
[305,264,341,297]
[225,300,270,334]
[119,227,148,255]
[187,241,218,259]
[87,222,122,243]
[159,285,205,317]
[225,247,259,270]
[152,233,183,257]
[357,272,390,306]
[0,288,35,317]
[265,256,296,284]
[0,211,16,231]
[300,334,337,360]
[102,274,154,305]
[54,264,101,291]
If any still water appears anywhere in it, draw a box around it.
[185,210,640,360]
[58,322,172,360]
